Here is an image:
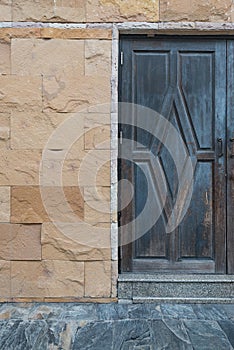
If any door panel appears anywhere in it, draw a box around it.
[119,37,227,274]
[227,41,234,274]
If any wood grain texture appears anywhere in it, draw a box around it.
[119,36,230,274]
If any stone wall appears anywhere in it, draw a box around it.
[0,0,233,302]
[0,26,113,301]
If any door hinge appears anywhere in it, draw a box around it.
[120,51,124,65]
[119,130,123,144]
[118,211,121,225]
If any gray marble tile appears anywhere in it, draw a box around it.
[192,304,229,320]
[0,320,49,350]
[113,320,151,350]
[160,304,197,319]
[72,321,113,350]
[184,320,233,350]
[150,319,193,350]
[218,321,234,348]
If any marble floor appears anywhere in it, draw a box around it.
[0,302,233,349]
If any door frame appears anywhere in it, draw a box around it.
[110,23,234,295]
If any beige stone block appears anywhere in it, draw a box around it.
[0,223,41,260]
[40,28,112,40]
[11,111,75,149]
[231,2,234,21]
[0,28,41,43]
[0,42,10,74]
[0,150,41,185]
[43,75,111,113]
[86,0,159,22]
[84,202,111,224]
[42,222,111,261]
[0,0,12,21]
[11,186,84,223]
[84,113,110,128]
[54,0,86,22]
[11,260,84,297]
[84,186,110,202]
[160,0,232,22]
[85,40,111,76]
[0,113,10,149]
[13,0,86,22]
[11,39,84,77]
[0,261,10,297]
[0,187,10,222]
[78,150,111,187]
[85,125,110,150]
[0,75,42,113]
[85,261,111,297]
[84,186,111,225]
[12,0,54,21]
[60,158,110,187]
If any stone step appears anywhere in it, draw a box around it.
[118,274,234,303]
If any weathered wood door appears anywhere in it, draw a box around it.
[119,36,234,274]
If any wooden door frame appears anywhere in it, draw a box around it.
[112,27,234,277]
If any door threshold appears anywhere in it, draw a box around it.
[118,274,234,303]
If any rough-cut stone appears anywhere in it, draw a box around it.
[12,0,55,22]
[40,28,112,40]
[160,0,232,22]
[43,75,111,113]
[0,76,42,113]
[0,42,10,75]
[0,261,10,297]
[0,187,10,222]
[11,186,84,223]
[0,0,11,21]
[41,222,111,261]
[86,0,159,22]
[84,202,111,224]
[84,113,111,128]
[85,261,111,297]
[0,113,10,150]
[85,125,110,150]
[0,150,41,186]
[12,0,86,22]
[11,111,74,149]
[84,186,111,225]
[78,150,111,187]
[85,40,112,76]
[0,28,41,43]
[85,114,111,147]
[42,149,110,187]
[53,0,86,22]
[11,260,84,297]
[84,186,110,202]
[0,224,41,260]
[11,39,84,77]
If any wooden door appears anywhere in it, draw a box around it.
[119,36,231,274]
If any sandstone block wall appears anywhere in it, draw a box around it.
[0,0,233,301]
[0,26,113,301]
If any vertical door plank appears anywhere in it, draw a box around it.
[227,40,234,274]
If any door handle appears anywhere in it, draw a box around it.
[217,138,223,157]
[230,138,234,158]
